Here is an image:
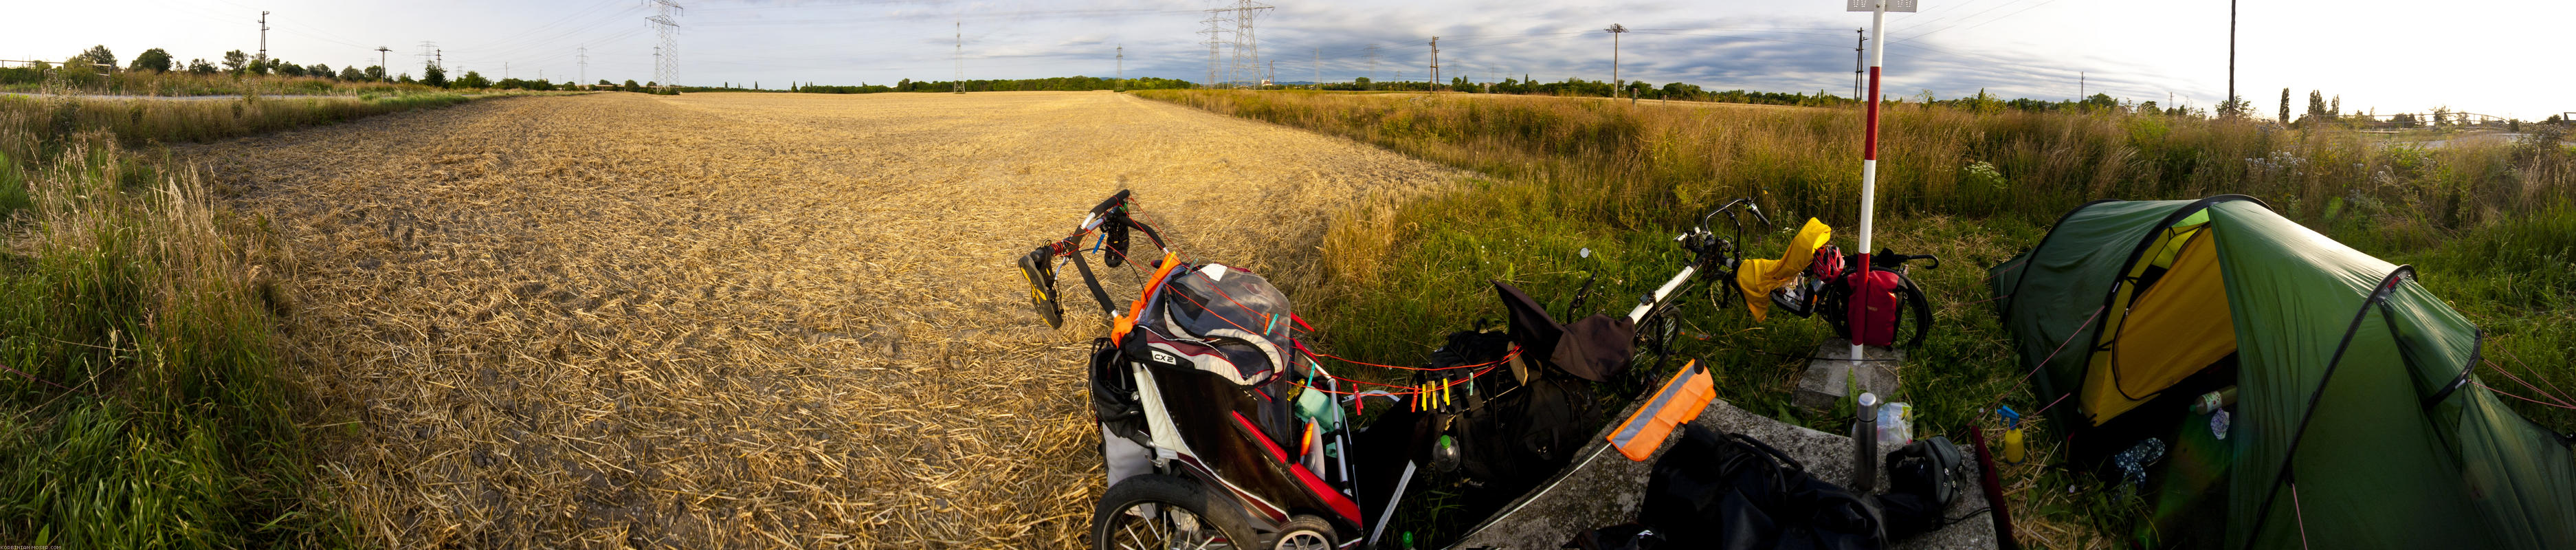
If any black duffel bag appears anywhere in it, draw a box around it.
[1634,424,1887,550]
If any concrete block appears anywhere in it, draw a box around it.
[1793,339,1905,411]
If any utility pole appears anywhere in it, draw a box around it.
[257,11,271,65]
[1115,45,1123,91]
[504,62,510,80]
[1428,36,1440,93]
[1606,23,1628,100]
[1313,47,1320,90]
[375,45,390,81]
[577,47,588,84]
[2227,0,2236,116]
[1853,28,1866,99]
[953,21,964,94]
[2078,71,2085,99]
[1268,60,1275,87]
[647,0,683,91]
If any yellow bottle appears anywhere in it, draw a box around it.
[1999,405,2026,465]
[2003,427,2025,464]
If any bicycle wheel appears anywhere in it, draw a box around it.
[1092,474,1252,550]
[1634,307,1679,371]
[1893,276,1935,350]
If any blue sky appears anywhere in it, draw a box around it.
[8,1,2569,120]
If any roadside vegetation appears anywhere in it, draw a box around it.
[2,44,601,96]
[0,87,496,547]
[1137,89,2575,547]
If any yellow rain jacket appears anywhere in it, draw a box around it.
[1733,218,1832,321]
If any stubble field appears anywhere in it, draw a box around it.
[181,91,1463,547]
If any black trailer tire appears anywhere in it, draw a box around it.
[1091,474,1255,550]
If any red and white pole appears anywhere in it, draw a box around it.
[1854,0,1887,362]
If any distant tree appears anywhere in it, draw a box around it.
[2139,100,2159,115]
[423,64,447,87]
[2217,94,2250,119]
[2278,88,2291,123]
[222,50,249,73]
[274,62,305,77]
[2082,93,2118,110]
[188,58,216,74]
[2304,90,2329,126]
[76,45,117,71]
[2509,119,2520,132]
[598,79,614,86]
[2329,96,2341,120]
[453,70,489,88]
[1353,76,1371,89]
[2549,114,2566,125]
[339,66,364,80]
[309,63,332,78]
[129,47,173,72]
[623,78,641,91]
[365,65,386,80]
[398,73,414,84]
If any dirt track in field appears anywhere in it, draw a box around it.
[183,91,1462,547]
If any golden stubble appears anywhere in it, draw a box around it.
[179,91,1465,548]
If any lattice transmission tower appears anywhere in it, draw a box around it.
[1199,9,1228,87]
[1226,0,1271,88]
[646,0,682,91]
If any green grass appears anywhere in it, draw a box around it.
[0,89,489,548]
[1137,89,2576,548]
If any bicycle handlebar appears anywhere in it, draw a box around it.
[1089,189,1132,217]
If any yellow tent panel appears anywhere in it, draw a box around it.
[2080,229,2238,426]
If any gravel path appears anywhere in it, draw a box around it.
[181,91,1462,548]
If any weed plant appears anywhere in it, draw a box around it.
[1138,89,2576,548]
[0,91,484,547]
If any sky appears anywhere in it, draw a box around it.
[6,0,2569,120]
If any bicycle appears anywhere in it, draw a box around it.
[1601,197,1939,369]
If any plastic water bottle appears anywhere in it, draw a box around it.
[1854,393,1879,492]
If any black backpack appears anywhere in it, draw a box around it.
[1876,436,1970,539]
[1632,425,1887,550]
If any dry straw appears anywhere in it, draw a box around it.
[181,91,1463,547]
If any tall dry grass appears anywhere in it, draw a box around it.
[0,67,441,98]
[0,89,491,547]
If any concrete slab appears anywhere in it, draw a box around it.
[1446,397,1996,550]
[1794,338,1905,411]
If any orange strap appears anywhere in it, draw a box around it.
[1110,252,1181,340]
[1609,360,1717,461]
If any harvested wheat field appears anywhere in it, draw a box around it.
[179,91,1463,547]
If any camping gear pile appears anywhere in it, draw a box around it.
[1990,195,2576,549]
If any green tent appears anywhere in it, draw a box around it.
[1989,196,2576,549]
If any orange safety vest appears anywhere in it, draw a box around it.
[1608,360,1716,461]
